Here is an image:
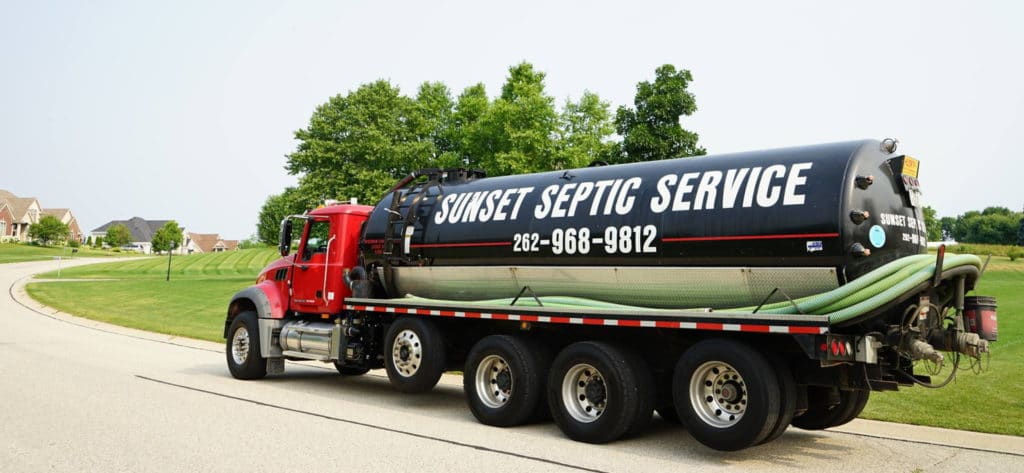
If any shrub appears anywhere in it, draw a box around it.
[68,240,81,248]
[1008,247,1024,262]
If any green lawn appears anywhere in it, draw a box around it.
[0,242,130,264]
[26,247,279,342]
[23,248,1024,435]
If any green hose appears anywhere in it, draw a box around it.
[397,253,983,326]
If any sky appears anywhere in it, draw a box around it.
[1,1,1022,239]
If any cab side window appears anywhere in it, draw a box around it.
[300,220,331,261]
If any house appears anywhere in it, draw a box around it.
[0,201,14,241]
[0,189,85,243]
[91,217,187,254]
[40,208,83,242]
[185,232,239,253]
[0,190,42,242]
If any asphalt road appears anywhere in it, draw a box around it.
[2,258,1022,473]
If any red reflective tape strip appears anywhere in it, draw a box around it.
[520,315,539,322]
[654,320,678,329]
[411,241,512,248]
[439,310,456,317]
[696,322,724,331]
[742,324,772,333]
[550,316,571,324]
[582,318,605,326]
[662,232,840,243]
[491,313,509,320]
[788,326,825,334]
[465,311,482,319]
[618,319,643,327]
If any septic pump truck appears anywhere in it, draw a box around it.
[224,139,998,451]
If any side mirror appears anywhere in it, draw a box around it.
[278,219,293,257]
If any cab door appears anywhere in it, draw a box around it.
[289,218,333,313]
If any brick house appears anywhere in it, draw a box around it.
[0,201,15,241]
[0,190,42,242]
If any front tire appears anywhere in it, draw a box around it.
[334,362,370,376]
[384,317,445,393]
[226,311,267,380]
[673,339,780,451]
[464,335,551,427]
[547,342,654,444]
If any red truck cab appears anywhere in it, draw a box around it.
[255,203,373,317]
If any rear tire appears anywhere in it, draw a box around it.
[384,317,446,393]
[673,339,780,451]
[791,387,868,430]
[464,335,552,427]
[226,311,267,380]
[547,342,654,444]
[758,354,797,444]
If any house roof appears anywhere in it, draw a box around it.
[41,208,70,220]
[0,190,41,222]
[92,217,174,242]
[188,233,220,253]
[215,239,239,251]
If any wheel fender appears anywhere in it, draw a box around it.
[225,282,286,336]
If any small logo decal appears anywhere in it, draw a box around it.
[869,225,886,248]
[806,240,823,253]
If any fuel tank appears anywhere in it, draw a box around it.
[361,139,928,308]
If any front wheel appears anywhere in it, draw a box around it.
[673,339,780,451]
[225,311,267,380]
[384,317,446,393]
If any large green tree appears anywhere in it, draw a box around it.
[469,62,562,176]
[286,80,441,204]
[105,224,132,248]
[558,91,616,167]
[28,215,69,246]
[613,64,705,164]
[151,221,184,253]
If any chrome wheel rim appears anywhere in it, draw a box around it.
[690,361,747,428]
[475,355,513,408]
[562,363,606,423]
[392,329,422,377]
[231,326,250,365]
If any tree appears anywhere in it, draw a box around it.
[939,216,957,241]
[151,221,184,253]
[1018,214,1024,246]
[287,80,440,205]
[922,206,942,242]
[104,224,132,249]
[468,62,561,176]
[613,64,705,164]
[558,91,616,167]
[28,215,69,246]
[450,83,491,169]
[257,187,314,245]
[951,207,1022,245]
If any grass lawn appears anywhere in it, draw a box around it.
[23,247,1024,435]
[26,247,279,342]
[0,242,130,264]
